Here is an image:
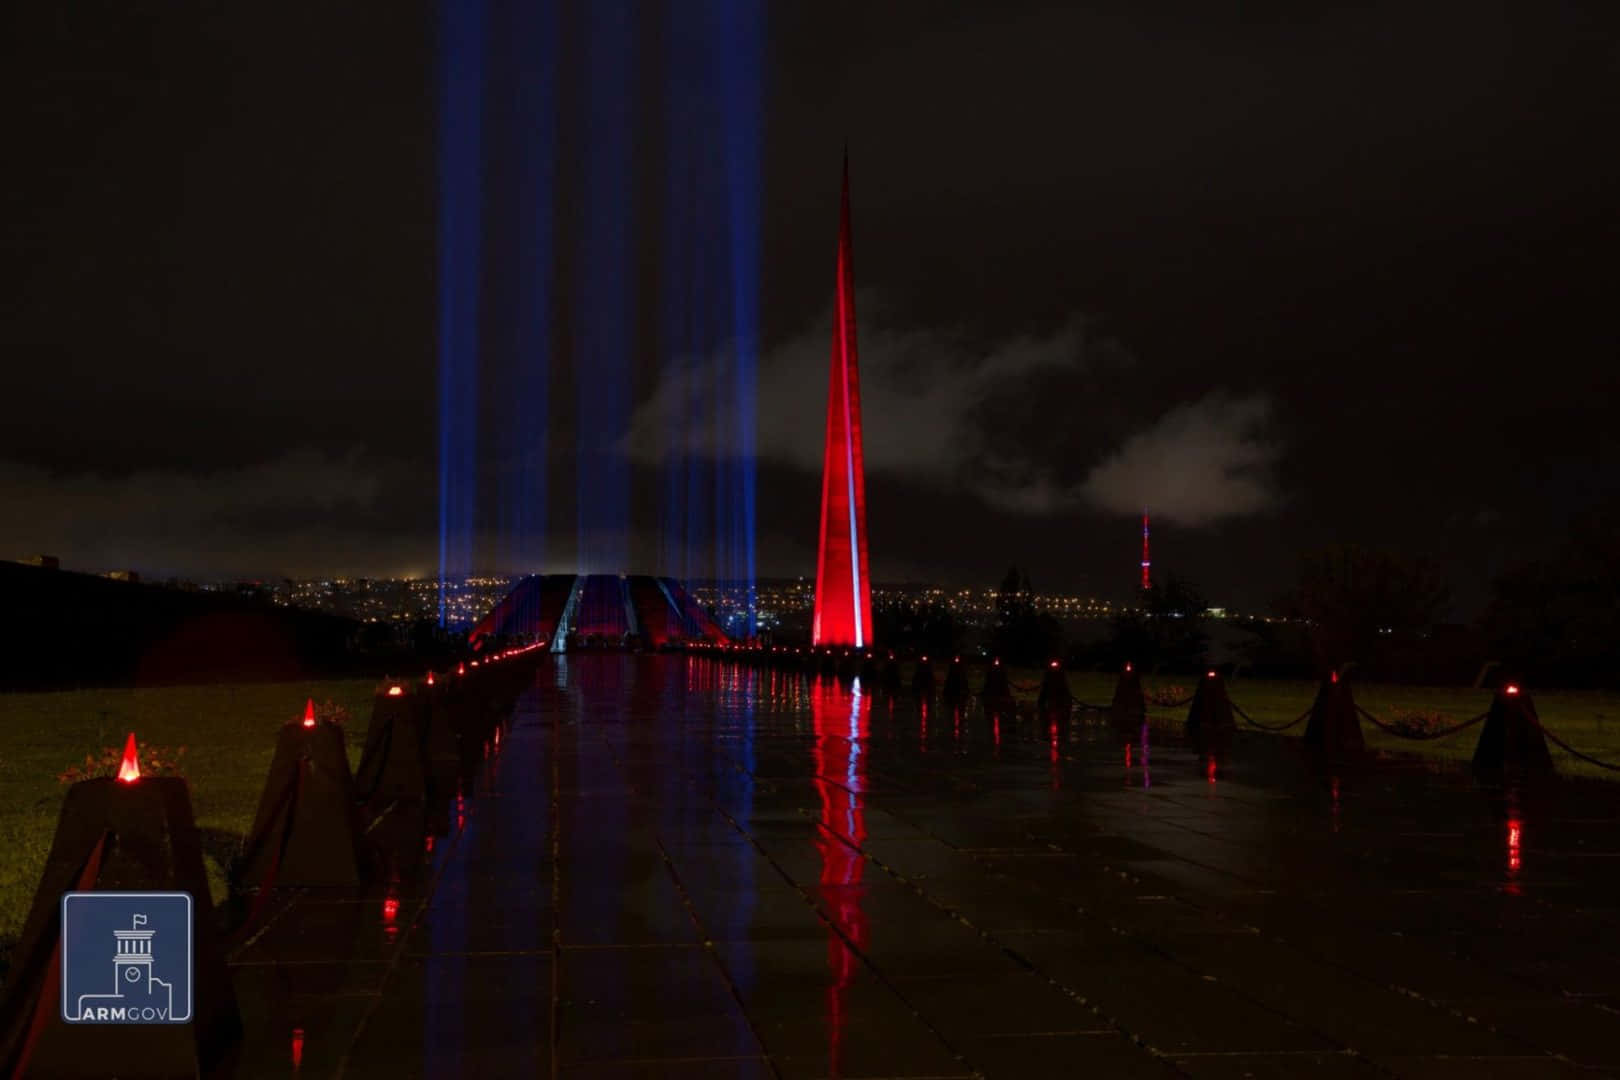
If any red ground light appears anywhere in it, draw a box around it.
[116,732,140,783]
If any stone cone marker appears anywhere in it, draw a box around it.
[0,738,241,1078]
[1473,686,1554,772]
[1303,674,1365,757]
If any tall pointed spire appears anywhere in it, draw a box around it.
[813,151,874,648]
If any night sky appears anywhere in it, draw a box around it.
[4,2,1617,616]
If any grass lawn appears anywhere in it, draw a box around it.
[0,678,376,987]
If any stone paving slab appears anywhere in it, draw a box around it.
[209,656,1620,1076]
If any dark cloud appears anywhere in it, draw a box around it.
[1080,394,1278,526]
[626,299,1088,499]
[0,451,407,578]
[626,304,1280,530]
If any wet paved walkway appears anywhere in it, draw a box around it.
[228,656,1620,1078]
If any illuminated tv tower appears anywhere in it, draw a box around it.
[1140,512,1151,591]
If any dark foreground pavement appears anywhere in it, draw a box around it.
[224,656,1620,1078]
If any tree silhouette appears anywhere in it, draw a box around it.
[990,565,1062,665]
[1106,574,1209,673]
[1483,504,1620,687]
[1285,545,1451,675]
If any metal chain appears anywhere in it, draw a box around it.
[1533,720,1620,772]
[1233,700,1313,732]
[886,656,1620,771]
[1355,704,1489,741]
[882,655,1620,771]
[1353,702,1620,771]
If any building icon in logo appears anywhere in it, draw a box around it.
[73,913,174,1021]
[62,892,192,1024]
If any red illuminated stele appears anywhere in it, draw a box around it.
[116,732,141,783]
[302,698,316,728]
[811,153,874,650]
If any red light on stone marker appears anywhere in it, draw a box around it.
[1206,758,1218,784]
[303,699,317,728]
[1507,819,1522,873]
[458,662,466,676]
[1330,670,1339,684]
[382,895,399,923]
[1505,684,1520,696]
[427,671,435,686]
[116,732,141,783]
[1124,662,1133,673]
[291,1028,304,1070]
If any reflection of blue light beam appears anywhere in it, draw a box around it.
[437,0,486,625]
[577,1,634,573]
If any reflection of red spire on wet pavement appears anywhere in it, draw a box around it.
[811,678,869,1075]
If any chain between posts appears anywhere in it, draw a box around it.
[1354,705,1488,741]
[1533,721,1620,772]
[879,657,1620,771]
[1233,700,1313,732]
